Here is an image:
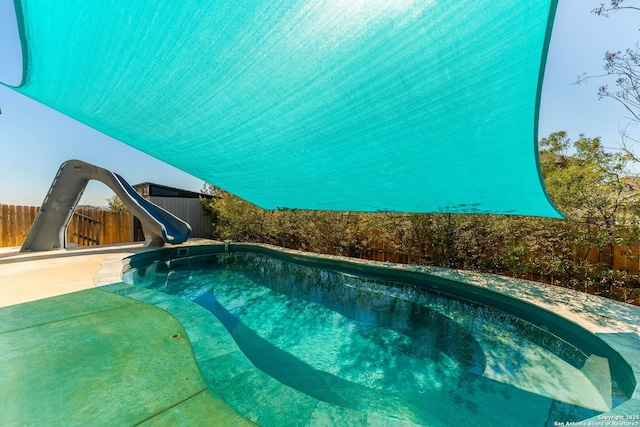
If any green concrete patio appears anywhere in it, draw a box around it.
[0,243,253,426]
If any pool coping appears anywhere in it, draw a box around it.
[95,241,640,425]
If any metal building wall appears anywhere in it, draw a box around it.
[149,196,214,239]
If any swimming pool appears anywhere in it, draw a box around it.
[122,244,635,426]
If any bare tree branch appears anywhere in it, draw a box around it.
[592,0,640,17]
[618,123,640,166]
[594,47,640,124]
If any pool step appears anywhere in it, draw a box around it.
[479,325,612,412]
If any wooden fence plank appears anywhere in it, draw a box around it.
[111,211,119,243]
[7,205,17,247]
[16,206,26,243]
[104,210,113,244]
[0,204,5,247]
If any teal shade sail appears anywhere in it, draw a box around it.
[7,0,563,217]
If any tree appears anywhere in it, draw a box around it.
[597,47,640,153]
[107,195,128,212]
[538,131,640,297]
[586,1,640,159]
[200,187,265,242]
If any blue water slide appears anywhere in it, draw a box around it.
[21,159,191,251]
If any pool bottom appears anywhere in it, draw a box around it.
[111,243,637,427]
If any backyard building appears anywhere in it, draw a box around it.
[132,182,215,240]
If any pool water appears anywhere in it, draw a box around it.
[124,251,630,426]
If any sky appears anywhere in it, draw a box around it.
[1,0,639,207]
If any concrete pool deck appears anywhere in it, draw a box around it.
[0,242,254,426]
[1,241,640,425]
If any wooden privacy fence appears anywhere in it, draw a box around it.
[359,242,640,277]
[0,204,133,248]
[0,204,38,247]
[67,208,133,247]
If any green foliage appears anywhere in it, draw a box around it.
[200,133,640,305]
[107,195,128,212]
[535,132,640,298]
